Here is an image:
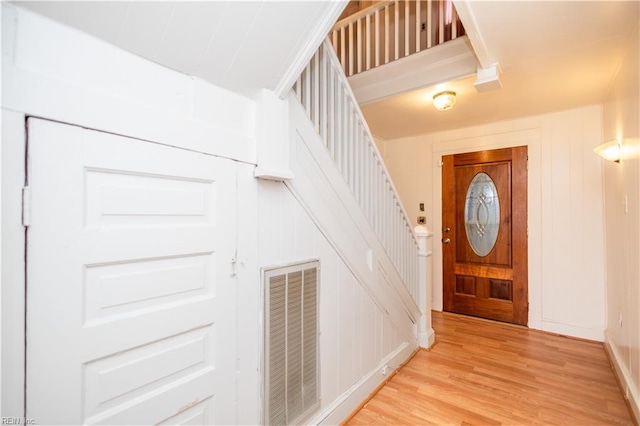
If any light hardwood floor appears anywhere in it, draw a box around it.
[346,312,635,425]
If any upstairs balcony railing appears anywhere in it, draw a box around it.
[330,0,466,77]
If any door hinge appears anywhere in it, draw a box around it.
[22,186,31,227]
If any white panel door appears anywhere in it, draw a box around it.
[26,118,238,425]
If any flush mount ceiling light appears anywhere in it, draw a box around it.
[594,139,621,163]
[433,91,457,111]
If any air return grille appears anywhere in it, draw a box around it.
[264,261,319,425]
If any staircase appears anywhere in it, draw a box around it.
[271,5,468,420]
[293,40,420,304]
[282,2,468,354]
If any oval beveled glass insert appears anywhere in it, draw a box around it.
[464,172,500,257]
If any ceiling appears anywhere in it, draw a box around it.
[16,1,344,98]
[361,1,640,140]
[13,1,638,141]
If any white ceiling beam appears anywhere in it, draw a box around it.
[348,37,477,105]
[452,0,494,69]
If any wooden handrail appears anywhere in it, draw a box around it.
[332,0,396,30]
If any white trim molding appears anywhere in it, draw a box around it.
[540,320,604,342]
[1,109,27,418]
[452,0,494,69]
[273,1,348,99]
[310,342,417,425]
[604,330,640,422]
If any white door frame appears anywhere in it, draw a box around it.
[430,128,542,330]
[1,109,27,417]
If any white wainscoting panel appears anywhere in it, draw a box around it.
[258,180,412,423]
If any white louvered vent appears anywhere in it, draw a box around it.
[264,261,320,425]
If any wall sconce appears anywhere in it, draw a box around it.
[594,139,621,163]
[433,91,457,111]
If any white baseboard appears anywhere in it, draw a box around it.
[420,327,435,349]
[540,319,604,341]
[309,341,417,425]
[604,330,640,422]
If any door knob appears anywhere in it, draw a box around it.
[442,238,451,244]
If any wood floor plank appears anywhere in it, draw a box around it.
[346,312,634,425]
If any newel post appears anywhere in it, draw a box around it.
[415,225,435,348]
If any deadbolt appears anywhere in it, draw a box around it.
[442,238,451,244]
[443,227,451,233]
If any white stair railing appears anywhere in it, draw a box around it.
[330,0,465,77]
[293,39,419,303]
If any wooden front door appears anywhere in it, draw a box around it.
[442,147,528,325]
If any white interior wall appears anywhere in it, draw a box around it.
[602,18,640,420]
[1,5,260,420]
[381,105,607,341]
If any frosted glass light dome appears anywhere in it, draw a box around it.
[433,91,457,111]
